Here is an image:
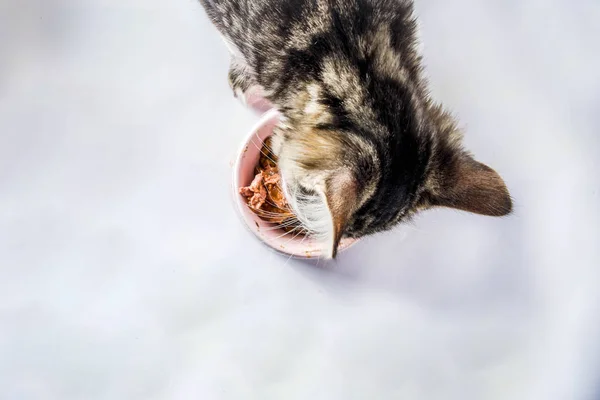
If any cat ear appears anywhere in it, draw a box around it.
[322,171,357,259]
[431,155,512,217]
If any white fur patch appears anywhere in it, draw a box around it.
[277,153,335,256]
[289,185,334,255]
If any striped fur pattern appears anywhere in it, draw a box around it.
[200,0,512,257]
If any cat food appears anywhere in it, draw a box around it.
[239,139,300,230]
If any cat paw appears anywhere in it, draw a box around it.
[238,86,274,115]
[228,61,273,114]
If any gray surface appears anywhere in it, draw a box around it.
[1,1,599,399]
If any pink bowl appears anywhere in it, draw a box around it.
[232,109,358,258]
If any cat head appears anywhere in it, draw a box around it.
[271,85,512,259]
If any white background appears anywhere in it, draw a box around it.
[1,1,599,399]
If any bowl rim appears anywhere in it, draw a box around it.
[231,109,359,259]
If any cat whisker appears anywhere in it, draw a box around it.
[250,207,296,219]
[249,208,291,217]
[265,225,305,241]
[283,227,309,246]
[283,229,311,268]
[255,133,277,156]
[258,219,303,232]
[249,138,278,167]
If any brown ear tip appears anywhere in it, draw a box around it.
[490,188,513,217]
[497,194,513,217]
[505,193,514,214]
[329,246,339,259]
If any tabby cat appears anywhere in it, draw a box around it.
[200,0,512,257]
